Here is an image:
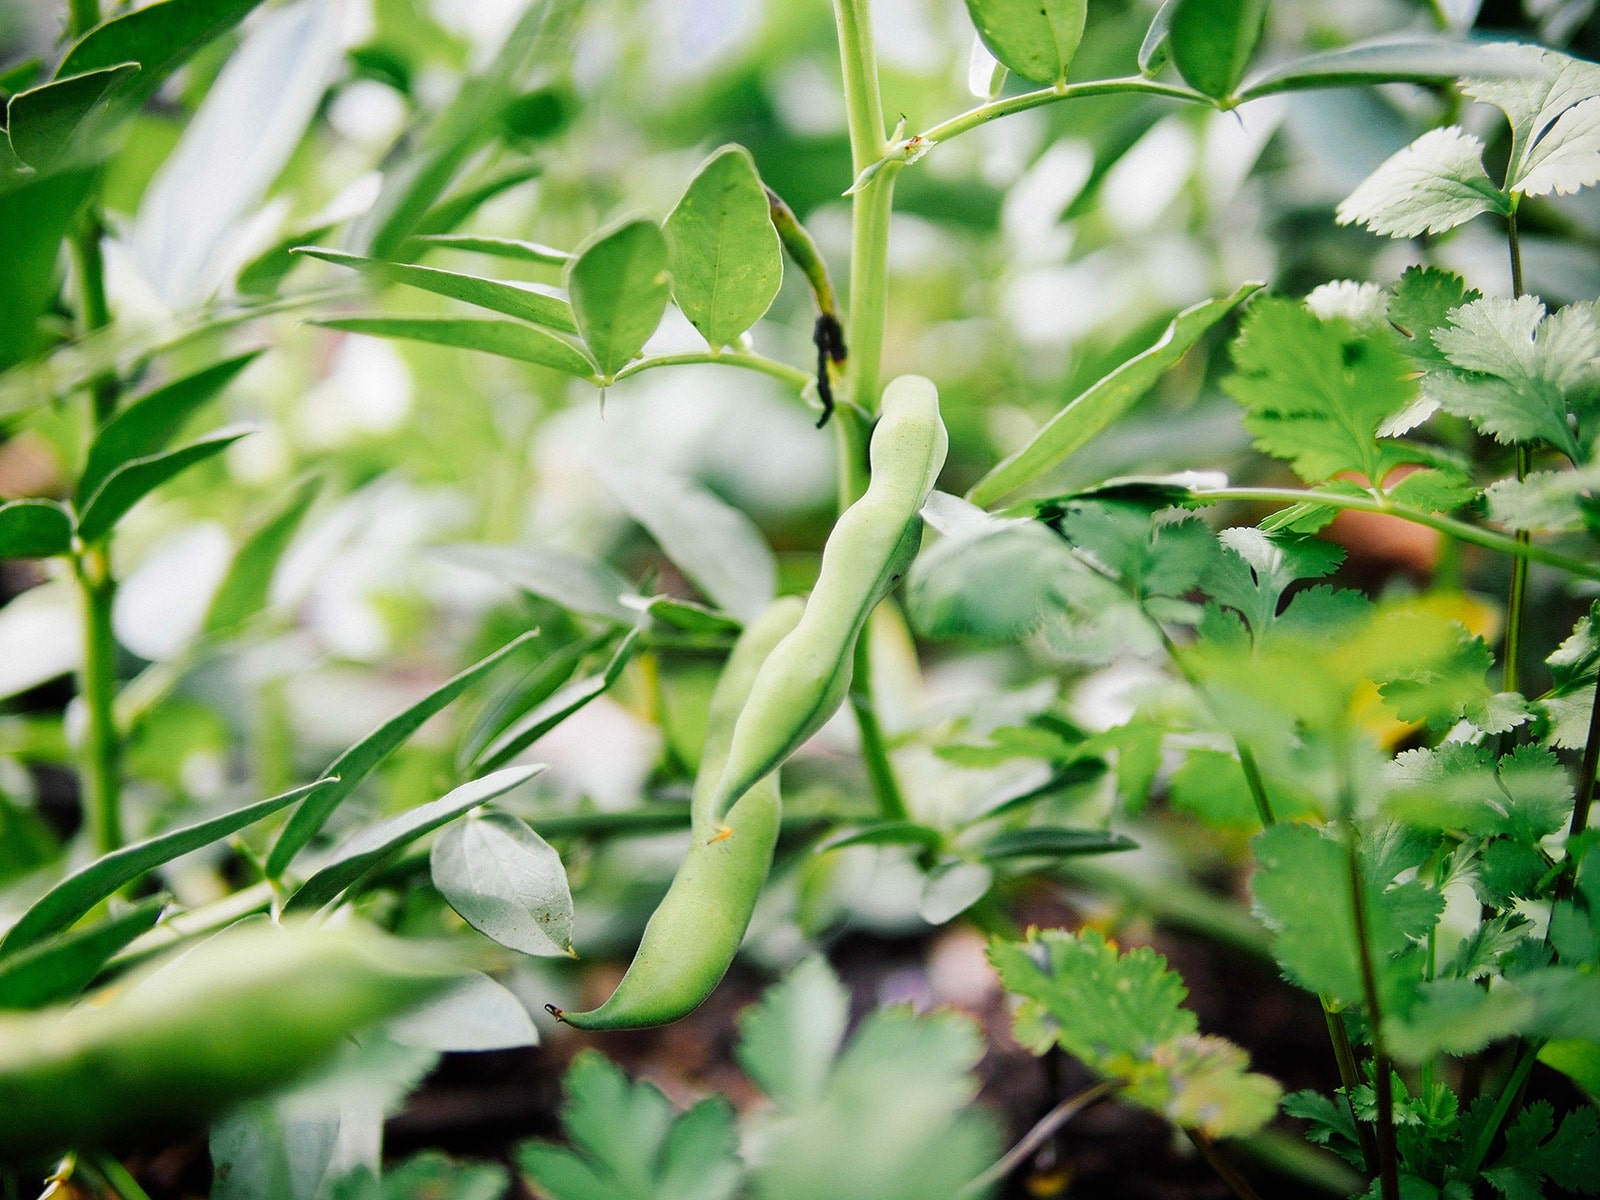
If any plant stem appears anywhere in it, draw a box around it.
[1187,1129,1267,1200]
[1461,1040,1541,1176]
[1553,669,1600,905]
[847,623,910,820]
[1323,1004,1380,1173]
[85,1154,154,1200]
[73,546,122,855]
[612,350,816,397]
[962,1080,1119,1198]
[916,76,1209,147]
[1344,816,1399,1200]
[1504,206,1531,697]
[1191,486,1600,582]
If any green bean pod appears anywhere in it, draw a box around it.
[552,598,803,1031]
[702,373,947,827]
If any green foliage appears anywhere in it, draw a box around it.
[962,0,1087,86]
[1168,0,1268,100]
[568,218,670,377]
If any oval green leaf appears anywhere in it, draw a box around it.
[6,64,140,171]
[664,146,783,350]
[313,316,595,378]
[296,248,577,334]
[429,810,574,957]
[963,0,1087,86]
[567,218,670,378]
[1169,0,1269,100]
[0,499,72,558]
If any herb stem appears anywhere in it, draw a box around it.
[1504,206,1530,698]
[916,76,1209,148]
[1461,1041,1541,1176]
[73,546,123,855]
[1187,1128,1267,1200]
[1323,1003,1380,1173]
[611,350,816,397]
[1553,654,1600,906]
[1344,815,1399,1200]
[85,1154,154,1200]
[963,1080,1119,1198]
[847,621,910,821]
[1192,487,1600,582]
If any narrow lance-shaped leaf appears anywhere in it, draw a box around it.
[294,248,577,334]
[79,350,262,502]
[665,146,783,350]
[0,779,332,959]
[313,317,595,378]
[76,426,253,545]
[962,0,1087,86]
[0,896,167,1010]
[1237,36,1540,102]
[284,766,543,913]
[56,0,267,106]
[202,477,322,636]
[1168,0,1269,100]
[567,218,670,378]
[266,631,539,876]
[0,500,72,559]
[968,283,1260,507]
[430,810,574,957]
[409,233,573,266]
[5,64,140,171]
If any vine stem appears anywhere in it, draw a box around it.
[962,1080,1119,1198]
[1187,1129,1267,1200]
[1191,487,1600,582]
[73,546,123,856]
[915,76,1209,147]
[612,350,816,396]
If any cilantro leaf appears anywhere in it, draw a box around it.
[1486,464,1600,532]
[515,1051,743,1200]
[1387,267,1482,370]
[1224,297,1421,485]
[1336,126,1506,237]
[1485,1101,1600,1199]
[1466,50,1600,199]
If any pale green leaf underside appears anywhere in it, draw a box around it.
[1516,95,1600,197]
[76,427,252,544]
[1336,126,1505,237]
[429,810,574,956]
[313,316,595,378]
[664,146,782,350]
[962,0,1087,86]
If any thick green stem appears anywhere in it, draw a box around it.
[73,548,122,855]
[1504,207,1530,697]
[847,622,910,821]
[1193,487,1600,582]
[71,215,119,426]
[612,350,815,396]
[86,1153,155,1200]
[1461,1042,1541,1176]
[916,76,1208,147]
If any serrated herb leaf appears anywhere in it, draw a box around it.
[664,146,782,350]
[0,779,331,958]
[1336,126,1506,238]
[314,317,595,377]
[76,427,253,544]
[430,810,573,956]
[296,248,577,333]
[267,633,538,875]
[1466,49,1600,198]
[567,218,670,378]
[962,0,1087,86]
[1168,0,1268,100]
[1387,266,1481,370]
[0,499,72,558]
[907,521,1075,643]
[968,284,1259,507]
[1485,464,1600,533]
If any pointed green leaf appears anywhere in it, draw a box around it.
[0,500,72,558]
[75,427,252,544]
[1138,1,1176,78]
[1238,36,1540,102]
[962,0,1087,86]
[567,218,670,377]
[79,351,261,503]
[0,896,166,1009]
[202,477,322,636]
[410,233,573,266]
[284,766,543,913]
[981,827,1138,859]
[430,810,574,956]
[1169,0,1268,100]
[664,146,783,350]
[314,317,595,378]
[968,284,1259,507]
[597,460,775,624]
[437,543,636,625]
[0,779,331,959]
[295,248,577,334]
[1336,126,1506,238]
[5,64,140,171]
[266,632,538,876]
[57,0,267,105]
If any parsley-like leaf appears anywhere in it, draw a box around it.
[1336,126,1507,237]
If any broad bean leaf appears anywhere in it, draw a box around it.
[203,477,322,636]
[430,810,573,957]
[411,233,573,266]
[918,862,994,925]
[1168,0,1268,100]
[0,500,72,558]
[1426,297,1597,461]
[567,218,670,378]
[1224,297,1420,485]
[664,146,782,350]
[0,896,166,1009]
[597,460,774,624]
[0,167,98,372]
[437,543,636,625]
[79,351,261,502]
[386,972,538,1052]
[962,0,1087,86]
[1237,36,1539,103]
[1336,126,1506,238]
[76,426,253,544]
[313,317,595,378]
[56,0,266,111]
[267,633,538,875]
[284,767,543,913]
[0,779,331,958]
[516,1050,743,1200]
[967,284,1259,507]
[990,928,1280,1138]
[297,248,577,333]
[979,827,1137,858]
[737,957,997,1200]
[1138,1,1176,77]
[5,64,140,171]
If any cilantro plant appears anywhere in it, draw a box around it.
[1,1,1599,1199]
